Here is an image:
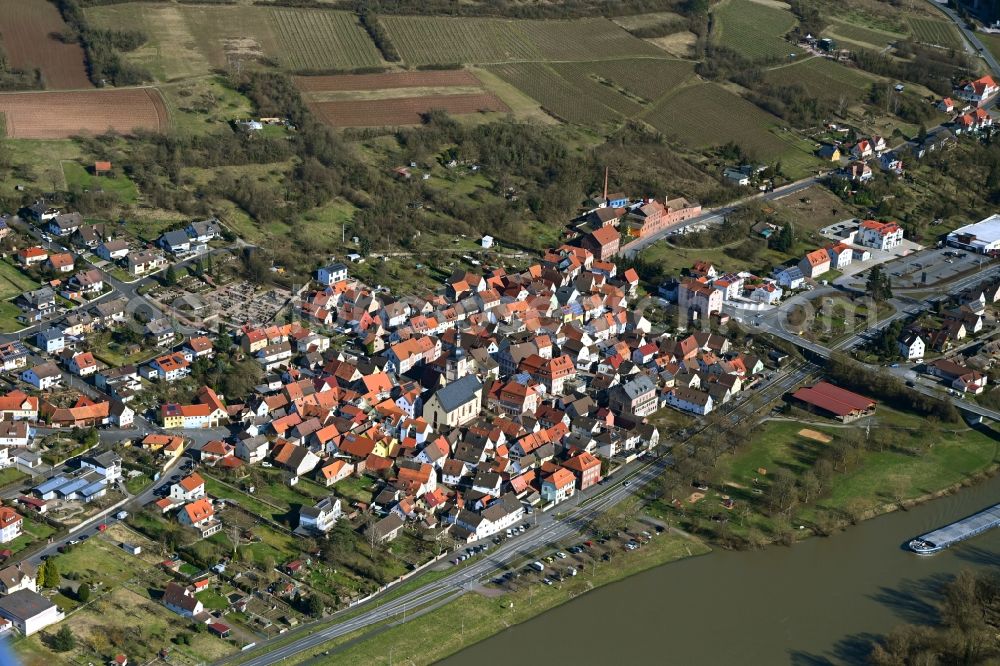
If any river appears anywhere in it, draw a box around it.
[441,475,1000,665]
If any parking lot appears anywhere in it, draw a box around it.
[818,219,923,281]
[887,246,987,288]
[484,523,666,591]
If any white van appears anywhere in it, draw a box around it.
[531,561,545,572]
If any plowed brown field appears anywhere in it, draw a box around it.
[0,88,168,138]
[294,70,479,92]
[0,0,92,89]
[310,92,509,127]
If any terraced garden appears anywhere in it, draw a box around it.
[381,15,662,65]
[269,7,384,71]
[488,62,621,126]
[86,3,383,75]
[907,17,963,49]
[644,83,787,152]
[823,19,904,50]
[583,58,695,101]
[712,0,802,61]
[765,57,876,102]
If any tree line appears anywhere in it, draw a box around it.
[53,0,151,86]
[868,569,1000,665]
[827,352,960,421]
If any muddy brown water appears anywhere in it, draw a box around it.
[440,475,1000,665]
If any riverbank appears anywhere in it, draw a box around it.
[442,473,1000,665]
[285,526,711,665]
[651,409,1000,549]
[293,412,998,665]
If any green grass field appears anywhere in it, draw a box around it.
[712,0,802,61]
[718,412,1000,526]
[550,62,645,116]
[0,258,40,331]
[382,15,661,65]
[268,7,384,71]
[157,76,255,136]
[487,58,694,128]
[84,2,212,81]
[907,17,963,49]
[488,62,621,126]
[87,3,383,77]
[62,161,139,204]
[583,58,695,101]
[824,19,904,49]
[643,83,792,158]
[765,56,877,103]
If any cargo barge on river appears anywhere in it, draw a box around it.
[908,503,1000,554]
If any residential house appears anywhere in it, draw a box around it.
[145,319,175,347]
[67,352,98,377]
[96,239,130,262]
[162,582,204,618]
[317,262,348,286]
[541,467,576,504]
[0,589,63,635]
[898,331,925,361]
[580,226,621,261]
[147,352,191,382]
[36,328,64,354]
[169,473,205,502]
[316,460,353,487]
[857,220,903,251]
[159,230,192,256]
[826,243,853,270]
[799,249,831,279]
[664,386,713,415]
[956,74,999,106]
[0,562,36,595]
[17,247,47,267]
[297,496,342,535]
[0,508,22,543]
[0,392,39,421]
[608,374,657,418]
[21,363,61,391]
[46,253,74,273]
[186,218,221,243]
[127,250,167,276]
[678,279,723,320]
[80,451,122,483]
[562,451,602,490]
[178,498,221,538]
[0,342,29,372]
[69,269,104,295]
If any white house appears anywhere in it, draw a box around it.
[317,262,348,286]
[169,473,206,502]
[298,496,342,534]
[0,590,63,636]
[857,220,904,251]
[0,508,22,544]
[898,332,925,361]
[664,386,714,415]
[21,363,62,391]
[35,328,64,354]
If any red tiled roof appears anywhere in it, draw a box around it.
[792,381,875,417]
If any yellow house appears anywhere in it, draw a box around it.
[162,437,186,462]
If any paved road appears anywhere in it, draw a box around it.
[217,355,814,666]
[928,0,1000,76]
[622,176,824,258]
[743,262,1000,420]
[20,453,192,567]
